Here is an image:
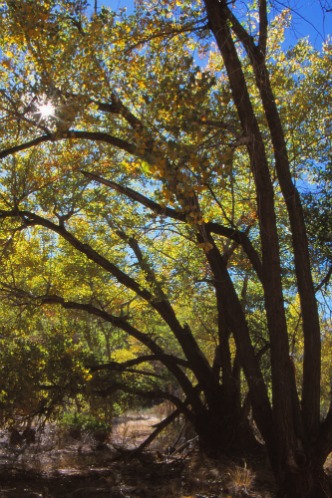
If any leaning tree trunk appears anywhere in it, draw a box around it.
[202,1,331,496]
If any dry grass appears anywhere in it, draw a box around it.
[109,408,276,496]
[226,463,255,495]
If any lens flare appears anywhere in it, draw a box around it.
[37,102,55,118]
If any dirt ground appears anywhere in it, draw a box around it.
[0,453,277,497]
[0,411,280,497]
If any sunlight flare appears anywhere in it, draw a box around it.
[37,101,55,118]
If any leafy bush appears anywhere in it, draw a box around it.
[59,411,111,441]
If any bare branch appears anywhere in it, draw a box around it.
[315,265,332,293]
[134,407,183,453]
[82,170,263,279]
[258,0,268,55]
[123,17,208,54]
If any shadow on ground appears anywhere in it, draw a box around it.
[0,413,277,497]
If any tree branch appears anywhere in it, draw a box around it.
[123,17,208,54]
[92,382,192,419]
[97,94,145,133]
[0,207,214,402]
[258,0,268,55]
[315,264,332,293]
[81,170,185,221]
[0,135,54,159]
[134,407,183,453]
[228,0,322,436]
[82,170,263,279]
[87,354,189,372]
[0,208,155,302]
[0,281,201,409]
[114,227,167,300]
[0,131,141,161]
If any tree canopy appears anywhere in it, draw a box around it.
[0,1,331,496]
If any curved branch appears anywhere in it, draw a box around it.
[0,131,141,160]
[81,169,185,221]
[123,17,208,54]
[97,94,145,133]
[0,279,197,404]
[82,170,264,280]
[87,354,189,372]
[0,284,200,410]
[41,294,187,371]
[1,208,154,302]
[68,130,141,157]
[0,135,54,159]
[0,207,215,398]
[92,381,192,420]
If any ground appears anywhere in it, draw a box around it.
[0,409,281,497]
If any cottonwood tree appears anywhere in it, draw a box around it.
[0,1,331,496]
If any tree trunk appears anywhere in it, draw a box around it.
[202,1,299,463]
[277,462,331,498]
[226,3,322,437]
[193,401,259,457]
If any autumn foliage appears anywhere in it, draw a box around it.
[0,1,331,496]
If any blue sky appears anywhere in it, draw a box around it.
[99,0,331,50]
[279,1,332,49]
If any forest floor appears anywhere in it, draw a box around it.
[0,407,306,497]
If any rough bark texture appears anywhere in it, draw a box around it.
[278,465,331,498]
[202,0,330,496]
[227,6,321,438]
[203,0,297,466]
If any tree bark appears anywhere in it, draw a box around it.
[201,3,330,496]
[227,1,321,438]
[203,0,299,471]
[193,391,260,457]
[277,463,331,498]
